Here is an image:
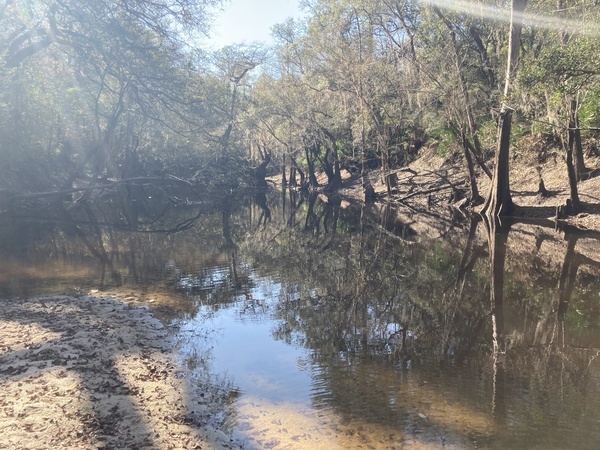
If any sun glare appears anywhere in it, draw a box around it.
[430,0,600,37]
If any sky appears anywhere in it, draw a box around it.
[206,0,305,49]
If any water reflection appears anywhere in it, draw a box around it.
[1,189,600,448]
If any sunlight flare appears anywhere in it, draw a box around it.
[429,0,600,37]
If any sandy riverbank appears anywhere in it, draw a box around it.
[0,295,233,450]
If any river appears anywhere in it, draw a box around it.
[1,189,599,449]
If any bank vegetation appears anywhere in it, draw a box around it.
[1,0,599,222]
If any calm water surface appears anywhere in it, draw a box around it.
[1,191,600,449]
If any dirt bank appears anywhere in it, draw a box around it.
[0,295,232,450]
[338,147,600,233]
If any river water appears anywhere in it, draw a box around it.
[1,190,599,449]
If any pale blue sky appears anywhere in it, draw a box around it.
[207,0,305,48]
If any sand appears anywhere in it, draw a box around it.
[0,295,233,450]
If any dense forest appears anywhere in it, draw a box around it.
[1,0,599,219]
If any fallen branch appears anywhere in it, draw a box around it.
[397,184,453,202]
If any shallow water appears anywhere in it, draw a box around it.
[1,191,600,448]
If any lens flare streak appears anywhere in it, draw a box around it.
[429,0,600,37]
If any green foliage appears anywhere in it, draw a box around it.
[0,0,271,194]
[520,36,600,96]
[427,126,456,158]
[579,84,600,127]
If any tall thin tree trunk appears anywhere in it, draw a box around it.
[355,8,376,202]
[361,123,376,202]
[305,145,319,188]
[566,101,582,212]
[461,131,483,204]
[568,96,587,181]
[281,153,287,186]
[557,0,582,213]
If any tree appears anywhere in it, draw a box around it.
[431,4,493,205]
[0,0,223,187]
[483,0,527,218]
[520,0,600,214]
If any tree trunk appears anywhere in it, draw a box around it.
[289,166,297,187]
[433,5,490,190]
[332,157,342,190]
[320,128,342,191]
[461,131,483,205]
[483,0,526,217]
[573,125,586,180]
[322,146,341,191]
[568,97,588,181]
[331,139,342,191]
[464,136,493,179]
[305,145,319,188]
[281,154,287,186]
[484,110,515,216]
[360,123,376,202]
[289,155,301,187]
[566,109,582,213]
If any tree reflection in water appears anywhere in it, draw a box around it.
[1,189,600,447]
[239,192,600,447]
